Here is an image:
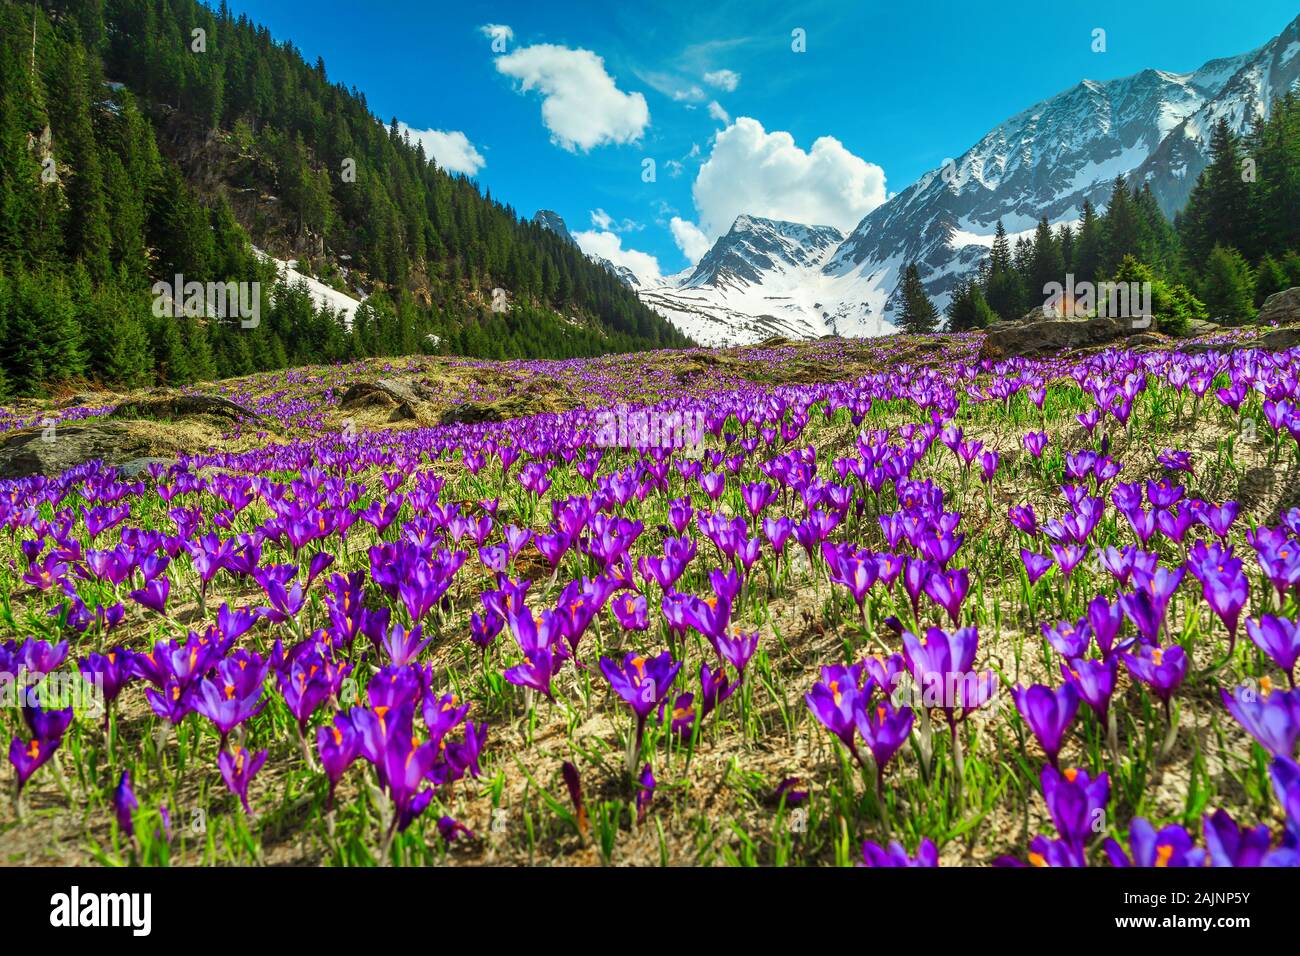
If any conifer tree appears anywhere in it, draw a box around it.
[984,221,1025,320]
[1199,245,1256,326]
[1028,216,1065,305]
[1180,119,1251,266]
[1072,199,1103,283]
[897,263,939,333]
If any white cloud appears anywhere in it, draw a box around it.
[397,123,485,175]
[691,116,887,236]
[590,208,641,233]
[635,70,705,104]
[707,100,730,124]
[572,230,662,285]
[494,44,649,151]
[703,69,740,92]
[479,23,513,45]
[670,217,712,263]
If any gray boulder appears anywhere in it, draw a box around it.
[0,425,179,479]
[1257,287,1300,326]
[110,390,261,426]
[979,316,1139,360]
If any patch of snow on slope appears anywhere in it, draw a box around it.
[253,249,365,326]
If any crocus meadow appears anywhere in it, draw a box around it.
[1,333,1297,866]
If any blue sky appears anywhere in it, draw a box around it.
[229,0,1297,279]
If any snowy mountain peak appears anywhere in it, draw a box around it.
[682,215,844,290]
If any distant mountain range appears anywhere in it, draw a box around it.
[552,14,1300,346]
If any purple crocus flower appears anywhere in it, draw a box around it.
[79,648,134,712]
[1203,808,1273,867]
[806,662,868,752]
[763,516,794,554]
[1061,657,1118,725]
[504,644,557,700]
[505,606,562,657]
[1198,501,1239,539]
[256,577,305,625]
[113,771,138,837]
[678,592,731,645]
[534,530,572,570]
[553,758,586,823]
[16,639,69,682]
[1020,549,1054,585]
[1118,588,1164,644]
[772,776,808,808]
[1008,834,1087,868]
[741,481,776,517]
[636,763,656,824]
[1042,618,1090,659]
[437,816,475,844]
[855,697,914,772]
[1014,683,1079,766]
[1122,644,1188,703]
[1009,505,1038,536]
[190,655,269,744]
[317,713,360,809]
[600,651,680,723]
[1040,765,1109,854]
[860,837,938,867]
[1221,684,1300,757]
[901,626,995,724]
[901,556,931,617]
[378,732,438,833]
[368,616,432,667]
[1086,594,1124,657]
[129,575,171,614]
[699,471,725,500]
[923,567,970,624]
[218,746,268,815]
[8,734,60,795]
[1201,567,1249,650]
[23,702,74,742]
[612,592,649,631]
[1246,616,1300,685]
[823,543,878,609]
[1050,543,1088,577]
[469,610,504,652]
[714,627,759,676]
[1268,756,1300,849]
[600,649,680,768]
[279,645,351,735]
[1022,432,1048,458]
[1104,818,1206,867]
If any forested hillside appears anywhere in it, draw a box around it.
[0,0,691,397]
